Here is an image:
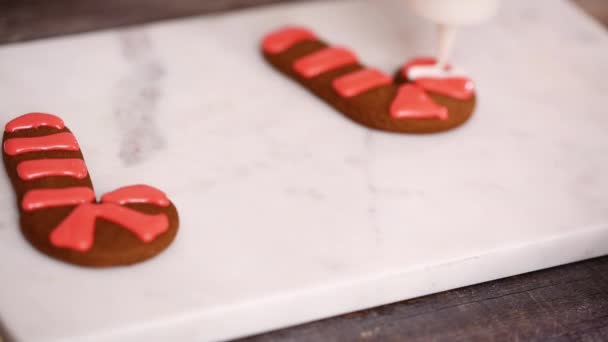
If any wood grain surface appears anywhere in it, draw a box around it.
[0,0,320,44]
[573,0,608,28]
[0,1,607,341]
[242,257,608,341]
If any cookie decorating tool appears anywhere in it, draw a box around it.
[405,0,500,69]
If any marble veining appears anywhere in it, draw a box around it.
[363,130,381,245]
[0,0,607,341]
[115,30,167,166]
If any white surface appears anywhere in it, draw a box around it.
[405,0,500,25]
[1,0,608,341]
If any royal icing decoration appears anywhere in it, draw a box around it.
[5,112,65,133]
[49,203,169,252]
[22,187,95,211]
[293,47,357,78]
[402,57,474,100]
[401,57,443,76]
[16,159,88,180]
[3,132,80,156]
[262,27,478,134]
[44,184,171,251]
[101,185,171,207]
[390,84,448,120]
[262,26,316,54]
[4,113,173,253]
[332,68,392,98]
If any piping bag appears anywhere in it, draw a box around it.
[405,0,500,70]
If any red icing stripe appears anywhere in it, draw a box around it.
[5,113,65,133]
[101,185,171,207]
[49,203,169,252]
[17,159,88,181]
[3,132,80,156]
[390,84,448,120]
[293,47,357,79]
[262,27,316,54]
[401,57,474,100]
[332,68,392,98]
[22,187,95,211]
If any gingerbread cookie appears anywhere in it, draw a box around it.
[2,113,179,267]
[262,27,476,134]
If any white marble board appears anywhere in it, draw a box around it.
[1,0,608,340]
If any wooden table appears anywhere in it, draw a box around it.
[1,1,607,341]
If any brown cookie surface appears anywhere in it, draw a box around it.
[3,113,179,267]
[262,27,476,134]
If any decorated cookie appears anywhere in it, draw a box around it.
[2,113,179,267]
[262,27,476,134]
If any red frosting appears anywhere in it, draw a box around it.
[16,159,88,181]
[38,184,172,251]
[49,203,169,252]
[293,47,357,79]
[101,185,171,207]
[401,57,474,100]
[390,84,448,120]
[3,132,80,156]
[4,115,172,252]
[5,113,65,133]
[262,27,316,54]
[332,68,392,98]
[22,187,95,211]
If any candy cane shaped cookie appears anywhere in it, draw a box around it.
[262,27,476,134]
[3,113,179,267]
